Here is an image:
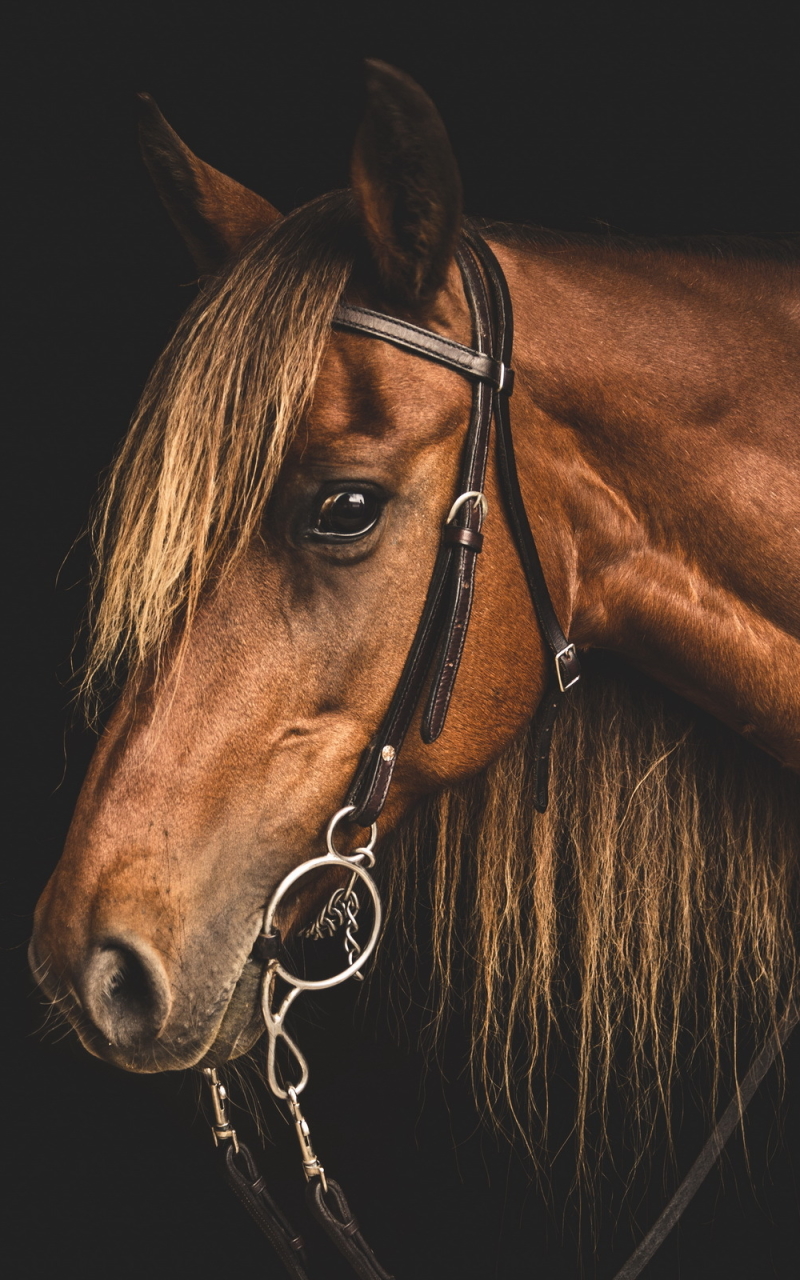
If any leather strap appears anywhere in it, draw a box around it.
[421,244,495,744]
[334,303,511,391]
[612,1002,800,1280]
[306,1178,395,1280]
[221,1139,311,1280]
[343,243,501,823]
[340,231,579,824]
[465,231,581,810]
[221,1136,393,1280]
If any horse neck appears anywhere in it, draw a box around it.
[495,234,800,769]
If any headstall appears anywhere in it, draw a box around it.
[201,230,796,1280]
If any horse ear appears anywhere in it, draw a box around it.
[137,94,282,274]
[350,61,462,308]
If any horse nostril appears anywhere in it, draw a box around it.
[81,937,172,1048]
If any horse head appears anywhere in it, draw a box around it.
[30,64,557,1072]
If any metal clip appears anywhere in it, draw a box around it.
[287,1086,327,1191]
[202,1067,239,1152]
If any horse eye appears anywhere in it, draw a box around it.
[311,490,381,540]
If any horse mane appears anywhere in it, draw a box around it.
[84,190,358,703]
[386,652,799,1171]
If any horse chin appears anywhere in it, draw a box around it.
[67,967,265,1074]
[198,954,266,1067]
[82,952,266,1072]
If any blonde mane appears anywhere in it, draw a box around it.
[85,191,356,702]
[386,653,798,1171]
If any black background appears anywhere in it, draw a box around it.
[5,4,799,1277]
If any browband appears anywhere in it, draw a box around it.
[334,304,513,392]
[336,232,580,825]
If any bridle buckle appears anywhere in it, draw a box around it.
[446,490,488,527]
[555,643,580,693]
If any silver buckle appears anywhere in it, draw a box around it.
[555,643,580,693]
[446,491,488,527]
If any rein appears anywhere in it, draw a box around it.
[200,231,794,1279]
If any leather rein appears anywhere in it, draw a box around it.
[201,230,797,1280]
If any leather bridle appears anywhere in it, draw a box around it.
[201,229,797,1280]
[339,230,580,825]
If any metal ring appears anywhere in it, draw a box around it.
[446,490,488,527]
[325,804,378,857]
[262,854,382,991]
[351,846,376,869]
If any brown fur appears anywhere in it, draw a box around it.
[351,61,462,305]
[138,93,281,273]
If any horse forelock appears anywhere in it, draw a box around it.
[83,190,359,708]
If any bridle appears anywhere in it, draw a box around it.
[338,231,580,826]
[201,230,797,1280]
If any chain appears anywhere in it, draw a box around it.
[299,871,364,978]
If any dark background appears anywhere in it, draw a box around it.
[5,3,799,1277]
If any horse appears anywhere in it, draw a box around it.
[30,60,799,1274]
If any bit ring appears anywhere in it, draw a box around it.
[262,854,382,991]
[325,804,377,858]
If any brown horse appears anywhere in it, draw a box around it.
[31,60,798,1207]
